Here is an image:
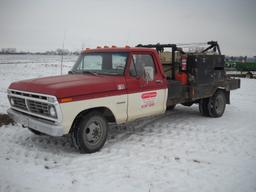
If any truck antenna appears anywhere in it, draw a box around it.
[60,31,66,75]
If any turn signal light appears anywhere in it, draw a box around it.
[60,98,73,103]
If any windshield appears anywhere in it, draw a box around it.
[71,52,128,75]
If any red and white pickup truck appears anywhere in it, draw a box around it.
[7,42,240,153]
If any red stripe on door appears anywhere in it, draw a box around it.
[141,92,157,99]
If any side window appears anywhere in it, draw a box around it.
[130,54,155,81]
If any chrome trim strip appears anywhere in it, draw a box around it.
[9,94,50,104]
[8,89,57,101]
[24,98,30,111]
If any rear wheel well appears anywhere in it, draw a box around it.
[69,107,116,134]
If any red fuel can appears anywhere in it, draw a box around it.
[175,72,188,85]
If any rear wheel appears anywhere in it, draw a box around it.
[73,111,108,153]
[167,104,176,111]
[208,90,226,117]
[199,90,226,118]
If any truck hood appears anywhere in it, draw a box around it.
[9,74,126,99]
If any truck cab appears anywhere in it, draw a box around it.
[7,42,240,153]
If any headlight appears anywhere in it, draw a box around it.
[49,106,57,117]
[47,97,56,103]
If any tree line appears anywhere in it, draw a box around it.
[0,48,80,55]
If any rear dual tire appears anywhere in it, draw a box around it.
[199,90,226,118]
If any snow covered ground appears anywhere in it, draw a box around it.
[0,55,256,192]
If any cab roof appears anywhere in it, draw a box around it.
[81,47,158,54]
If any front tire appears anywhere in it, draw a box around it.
[74,111,108,153]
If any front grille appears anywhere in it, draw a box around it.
[27,100,50,116]
[12,96,27,110]
[8,90,57,119]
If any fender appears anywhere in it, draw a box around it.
[60,94,128,134]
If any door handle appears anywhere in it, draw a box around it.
[155,79,163,84]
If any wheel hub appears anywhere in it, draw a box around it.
[85,121,102,145]
[215,95,224,114]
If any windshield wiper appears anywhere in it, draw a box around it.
[82,70,98,76]
[97,71,121,76]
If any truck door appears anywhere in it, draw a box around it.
[126,52,167,121]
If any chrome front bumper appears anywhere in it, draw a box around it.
[7,108,65,136]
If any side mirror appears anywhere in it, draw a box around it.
[144,66,154,81]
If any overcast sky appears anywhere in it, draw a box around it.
[0,0,255,56]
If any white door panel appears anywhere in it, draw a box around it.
[127,88,167,121]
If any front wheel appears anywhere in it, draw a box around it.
[73,111,108,153]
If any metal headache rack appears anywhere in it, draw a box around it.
[136,41,221,55]
[136,41,223,82]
